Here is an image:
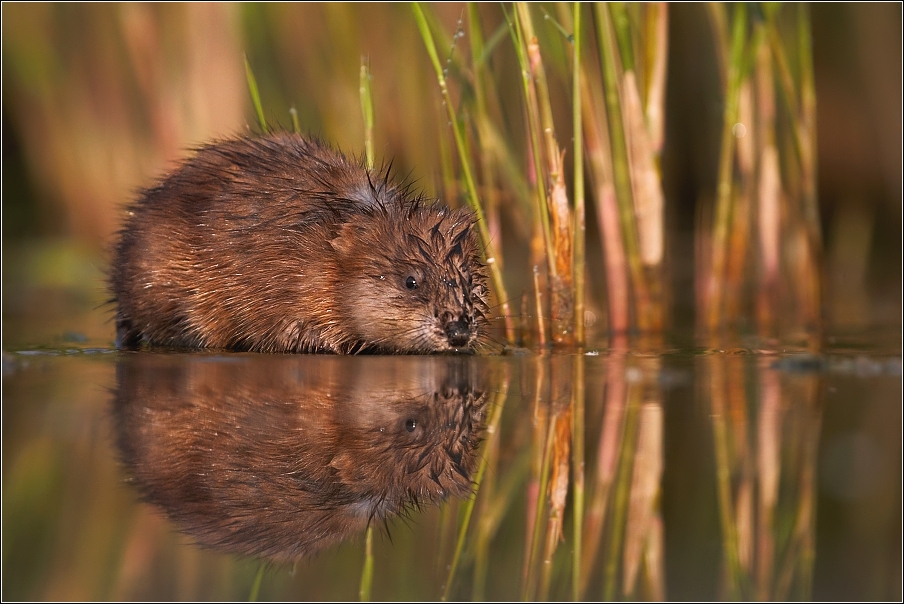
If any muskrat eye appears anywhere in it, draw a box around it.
[405,276,418,290]
[405,418,417,432]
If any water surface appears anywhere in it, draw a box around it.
[2,333,900,600]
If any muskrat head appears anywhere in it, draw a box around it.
[330,202,489,353]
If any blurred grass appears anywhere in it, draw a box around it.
[2,3,901,343]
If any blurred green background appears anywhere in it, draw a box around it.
[2,3,900,345]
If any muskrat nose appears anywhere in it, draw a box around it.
[444,320,470,348]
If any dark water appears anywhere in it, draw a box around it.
[2,333,900,601]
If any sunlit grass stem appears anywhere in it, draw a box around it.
[533,265,547,346]
[244,55,269,134]
[508,4,556,283]
[356,57,377,603]
[593,4,653,332]
[413,2,515,346]
[515,3,576,344]
[579,59,631,335]
[572,2,586,345]
[359,528,375,601]
[797,4,820,247]
[248,561,265,602]
[467,3,503,270]
[707,3,747,329]
[359,59,375,170]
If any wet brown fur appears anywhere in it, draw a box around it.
[111,133,489,353]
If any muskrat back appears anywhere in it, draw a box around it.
[110,133,489,353]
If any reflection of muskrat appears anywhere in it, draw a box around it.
[110,133,489,353]
[112,354,487,561]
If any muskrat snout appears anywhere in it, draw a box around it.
[444,318,471,348]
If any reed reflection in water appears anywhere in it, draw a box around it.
[703,346,821,601]
[453,345,825,602]
[89,344,891,600]
[112,354,488,562]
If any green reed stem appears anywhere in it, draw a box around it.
[468,3,502,271]
[354,57,378,603]
[508,4,556,280]
[442,386,508,601]
[572,2,586,345]
[609,2,635,73]
[796,4,822,326]
[248,561,265,602]
[765,17,804,168]
[359,527,374,601]
[437,108,459,215]
[517,4,562,202]
[533,265,548,346]
[244,55,269,134]
[707,3,747,329]
[797,3,818,207]
[413,2,515,345]
[359,59,375,170]
[289,107,300,134]
[594,4,650,331]
[707,3,730,91]
[517,2,579,344]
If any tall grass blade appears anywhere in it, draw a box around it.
[578,53,631,335]
[644,4,668,155]
[507,4,556,280]
[754,33,781,330]
[359,527,374,601]
[467,3,503,270]
[706,3,747,329]
[571,2,587,345]
[359,58,375,170]
[515,3,575,344]
[248,561,265,602]
[412,2,515,346]
[593,4,654,332]
[244,55,269,134]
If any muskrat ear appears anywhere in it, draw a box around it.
[329,221,359,256]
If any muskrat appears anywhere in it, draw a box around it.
[110,133,489,353]
[112,353,487,561]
